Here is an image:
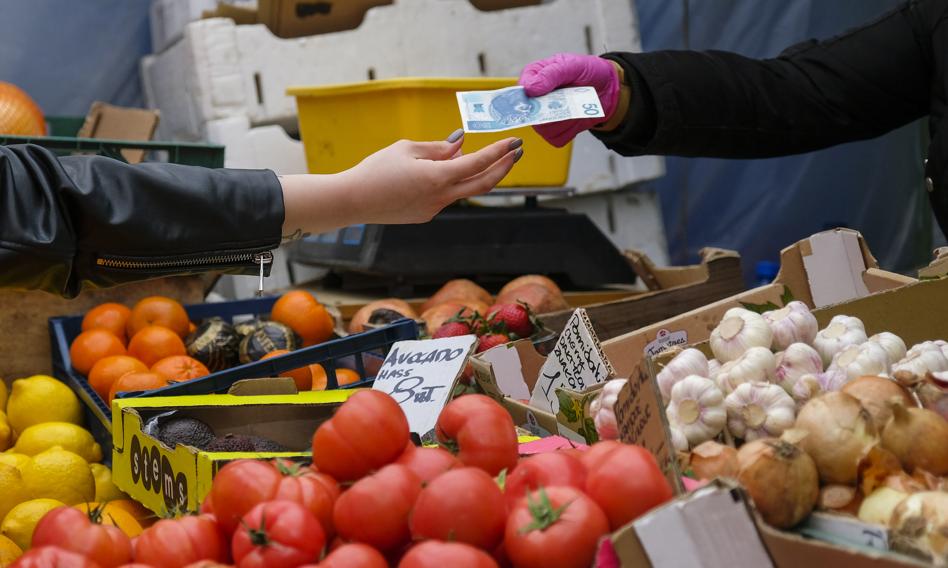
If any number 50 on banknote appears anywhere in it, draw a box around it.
[456,86,605,133]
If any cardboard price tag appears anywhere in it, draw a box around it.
[373,336,477,439]
[529,309,614,414]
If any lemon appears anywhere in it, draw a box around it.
[22,448,94,505]
[0,464,29,522]
[13,423,102,463]
[0,412,10,453]
[0,534,21,566]
[1,498,65,551]
[6,376,82,434]
[0,454,30,473]
[0,380,7,411]
[90,463,127,502]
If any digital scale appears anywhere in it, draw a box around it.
[288,189,638,297]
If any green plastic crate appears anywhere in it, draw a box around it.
[0,115,224,168]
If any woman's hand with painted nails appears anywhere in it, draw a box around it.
[280,130,522,236]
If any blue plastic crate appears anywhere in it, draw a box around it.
[49,296,418,460]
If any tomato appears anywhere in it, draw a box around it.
[10,546,100,568]
[31,506,132,567]
[271,461,338,540]
[505,486,610,568]
[579,440,622,471]
[435,394,518,476]
[200,493,215,515]
[410,467,506,550]
[312,390,409,481]
[504,453,586,512]
[134,515,229,567]
[398,541,499,568]
[305,468,341,502]
[333,464,421,552]
[395,443,462,484]
[317,543,388,568]
[584,443,673,529]
[210,460,283,536]
[232,501,324,568]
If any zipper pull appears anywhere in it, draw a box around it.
[253,251,274,297]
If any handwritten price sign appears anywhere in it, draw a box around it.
[373,336,477,439]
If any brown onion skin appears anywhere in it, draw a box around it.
[737,438,819,529]
[690,441,739,480]
[348,299,418,334]
[889,491,948,563]
[795,392,879,485]
[842,376,915,432]
[882,402,948,475]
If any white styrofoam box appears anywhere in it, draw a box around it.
[204,116,308,173]
[142,0,664,192]
[150,0,218,53]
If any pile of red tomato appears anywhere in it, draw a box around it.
[11,391,673,568]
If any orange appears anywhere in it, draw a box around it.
[87,355,148,400]
[101,498,157,528]
[151,355,210,384]
[336,368,361,386]
[81,303,132,345]
[271,291,334,346]
[127,326,187,367]
[69,329,127,375]
[261,350,312,391]
[74,502,145,537]
[126,296,190,339]
[188,321,197,335]
[108,372,168,404]
[311,365,361,391]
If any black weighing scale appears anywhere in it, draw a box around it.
[287,189,638,297]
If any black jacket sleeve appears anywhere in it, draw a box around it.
[0,144,285,298]
[594,0,940,158]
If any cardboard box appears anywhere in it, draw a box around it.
[540,248,744,341]
[111,386,355,515]
[77,102,160,164]
[257,0,392,38]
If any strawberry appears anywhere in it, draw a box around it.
[487,303,534,338]
[433,321,472,338]
[477,333,511,353]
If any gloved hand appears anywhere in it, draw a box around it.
[519,53,621,147]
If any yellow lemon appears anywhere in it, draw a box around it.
[0,412,10,453]
[89,463,127,502]
[6,375,81,434]
[0,381,7,412]
[21,448,94,505]
[74,502,144,538]
[0,464,29,522]
[0,534,21,566]
[1,498,65,551]
[0,454,30,474]
[13,422,102,463]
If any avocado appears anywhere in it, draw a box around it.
[156,417,216,450]
[250,436,287,452]
[368,308,406,325]
[206,433,287,453]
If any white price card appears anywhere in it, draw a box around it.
[373,335,477,439]
[529,309,614,414]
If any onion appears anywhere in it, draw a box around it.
[890,492,948,565]
[794,392,879,484]
[858,487,909,526]
[819,485,861,516]
[841,376,915,432]
[690,441,738,480]
[917,376,948,422]
[736,438,819,528]
[882,400,948,475]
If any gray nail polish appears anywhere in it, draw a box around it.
[513,148,524,163]
[509,138,524,150]
[446,128,464,143]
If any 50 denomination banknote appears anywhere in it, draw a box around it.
[456,86,605,133]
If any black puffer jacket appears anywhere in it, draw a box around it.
[595,0,948,234]
[0,144,283,297]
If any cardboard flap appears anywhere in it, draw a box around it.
[78,102,160,164]
[227,377,298,396]
[918,247,948,279]
[862,268,916,293]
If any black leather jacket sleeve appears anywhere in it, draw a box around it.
[0,144,284,298]
[594,0,939,158]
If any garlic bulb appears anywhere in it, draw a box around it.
[714,347,776,394]
[775,343,823,395]
[868,332,907,366]
[589,378,628,441]
[813,315,868,367]
[791,369,849,408]
[828,341,890,381]
[708,358,722,377]
[763,301,818,351]
[666,375,726,447]
[670,424,689,452]
[710,308,773,363]
[725,382,796,441]
[892,342,948,377]
[656,348,709,402]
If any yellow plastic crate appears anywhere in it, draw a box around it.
[287,77,572,188]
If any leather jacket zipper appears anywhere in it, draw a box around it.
[96,250,274,271]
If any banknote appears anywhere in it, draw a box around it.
[456,86,605,133]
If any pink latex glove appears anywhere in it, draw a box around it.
[519,53,621,147]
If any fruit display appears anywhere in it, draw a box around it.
[9,390,671,567]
